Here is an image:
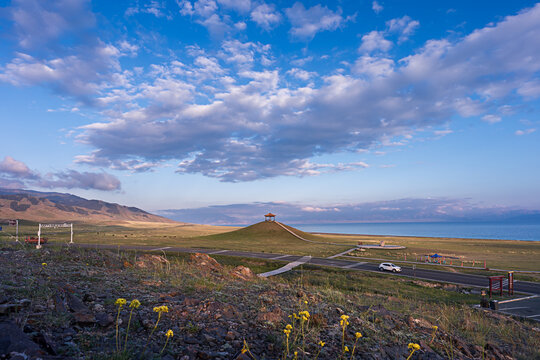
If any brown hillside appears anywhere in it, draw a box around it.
[0,189,175,223]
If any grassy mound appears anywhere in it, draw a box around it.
[200,221,325,244]
[197,221,349,256]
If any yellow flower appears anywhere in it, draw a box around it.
[355,332,362,339]
[408,343,414,349]
[166,329,174,338]
[344,346,349,352]
[129,299,141,308]
[414,344,420,350]
[318,341,325,347]
[304,300,308,304]
[115,298,127,307]
[241,348,247,354]
[154,305,169,313]
[41,262,47,266]
[432,325,438,331]
[283,329,291,336]
[285,324,292,330]
[340,314,350,320]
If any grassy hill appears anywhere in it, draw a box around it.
[196,221,351,256]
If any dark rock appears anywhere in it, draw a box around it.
[83,293,96,302]
[183,297,200,306]
[185,336,200,345]
[95,312,114,327]
[196,350,211,359]
[53,293,67,312]
[32,332,57,355]
[73,311,95,325]
[66,293,88,313]
[233,353,251,360]
[202,333,216,344]
[0,321,44,357]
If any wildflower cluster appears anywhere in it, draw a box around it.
[406,343,421,360]
[113,298,173,356]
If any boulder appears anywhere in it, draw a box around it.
[135,254,170,268]
[230,266,256,281]
[0,321,44,357]
[189,253,222,272]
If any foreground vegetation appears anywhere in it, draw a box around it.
[0,239,538,359]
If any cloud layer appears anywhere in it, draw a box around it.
[158,198,540,225]
[0,156,121,191]
[2,1,540,183]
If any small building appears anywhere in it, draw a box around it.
[264,213,276,222]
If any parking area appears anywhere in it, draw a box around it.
[496,295,540,321]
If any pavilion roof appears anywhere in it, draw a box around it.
[264,213,276,217]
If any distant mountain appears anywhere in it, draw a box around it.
[0,188,174,223]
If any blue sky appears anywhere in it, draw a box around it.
[0,0,539,223]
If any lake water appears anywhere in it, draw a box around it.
[293,222,540,241]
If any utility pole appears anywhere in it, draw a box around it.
[37,223,42,249]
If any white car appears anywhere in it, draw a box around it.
[379,262,402,273]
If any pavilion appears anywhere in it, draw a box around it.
[264,213,276,222]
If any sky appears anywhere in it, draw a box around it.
[0,0,539,224]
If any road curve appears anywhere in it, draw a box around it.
[72,243,540,295]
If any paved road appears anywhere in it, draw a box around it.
[73,243,540,295]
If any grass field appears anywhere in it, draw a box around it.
[2,220,539,273]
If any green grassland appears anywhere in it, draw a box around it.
[332,234,540,272]
[2,220,539,273]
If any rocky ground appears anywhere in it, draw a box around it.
[0,243,538,360]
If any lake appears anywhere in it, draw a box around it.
[293,221,540,241]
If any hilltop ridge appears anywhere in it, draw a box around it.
[0,188,174,223]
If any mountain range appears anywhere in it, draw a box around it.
[0,188,173,223]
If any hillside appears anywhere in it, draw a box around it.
[0,188,174,223]
[201,220,320,243]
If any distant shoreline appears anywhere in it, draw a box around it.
[308,231,532,242]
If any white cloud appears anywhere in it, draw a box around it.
[359,31,392,53]
[287,68,316,81]
[482,114,502,124]
[0,156,36,178]
[515,128,536,136]
[518,80,540,98]
[126,1,170,18]
[353,56,394,77]
[250,3,281,30]
[4,1,540,183]
[386,15,419,42]
[285,2,345,40]
[372,1,383,14]
[0,156,121,191]
[11,0,96,49]
[157,198,538,225]
[217,0,251,13]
